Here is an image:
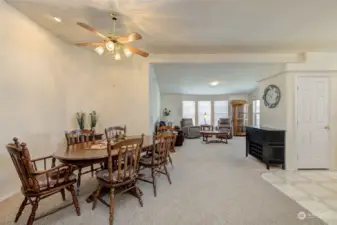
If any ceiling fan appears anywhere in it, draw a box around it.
[75,13,149,60]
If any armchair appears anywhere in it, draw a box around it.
[6,138,80,225]
[180,118,201,139]
[217,118,233,139]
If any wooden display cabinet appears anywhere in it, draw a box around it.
[231,100,249,136]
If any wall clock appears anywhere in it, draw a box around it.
[262,85,281,108]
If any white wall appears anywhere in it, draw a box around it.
[287,52,337,71]
[257,74,287,129]
[149,65,161,133]
[0,2,150,200]
[160,94,249,126]
[160,94,183,126]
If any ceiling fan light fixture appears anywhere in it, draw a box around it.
[94,46,104,56]
[124,48,132,57]
[115,52,121,60]
[75,13,149,59]
[105,41,115,51]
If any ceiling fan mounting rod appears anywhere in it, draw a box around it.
[110,12,117,35]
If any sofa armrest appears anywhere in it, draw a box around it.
[182,127,189,135]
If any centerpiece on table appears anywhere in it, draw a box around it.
[89,110,98,131]
[76,112,85,130]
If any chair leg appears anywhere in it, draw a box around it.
[27,197,39,225]
[168,153,173,168]
[91,165,94,177]
[137,185,143,196]
[92,184,102,210]
[67,185,81,216]
[51,157,56,167]
[134,185,143,207]
[164,164,172,184]
[151,167,157,197]
[77,167,82,196]
[60,188,66,201]
[14,196,27,223]
[109,188,115,225]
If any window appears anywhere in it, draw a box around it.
[182,101,196,124]
[198,101,211,125]
[252,100,260,126]
[213,101,229,125]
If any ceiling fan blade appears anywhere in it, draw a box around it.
[77,22,110,41]
[75,42,105,47]
[117,32,142,44]
[125,46,149,57]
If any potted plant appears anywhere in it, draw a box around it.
[76,112,85,130]
[89,110,98,131]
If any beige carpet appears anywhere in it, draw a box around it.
[0,137,326,225]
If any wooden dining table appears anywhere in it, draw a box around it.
[54,135,154,165]
[53,135,155,202]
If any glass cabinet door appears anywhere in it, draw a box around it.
[231,101,248,136]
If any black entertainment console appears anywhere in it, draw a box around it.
[246,126,285,170]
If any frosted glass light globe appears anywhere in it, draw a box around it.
[105,41,115,52]
[124,48,132,57]
[115,52,121,60]
[94,46,104,55]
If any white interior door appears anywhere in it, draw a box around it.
[297,77,330,169]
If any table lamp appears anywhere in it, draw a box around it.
[204,112,208,125]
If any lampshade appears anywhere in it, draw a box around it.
[94,46,104,55]
[115,52,121,60]
[105,41,115,52]
[204,112,208,118]
[124,48,132,57]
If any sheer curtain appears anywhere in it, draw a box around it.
[213,100,229,125]
[182,101,196,124]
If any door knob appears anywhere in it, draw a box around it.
[324,125,330,130]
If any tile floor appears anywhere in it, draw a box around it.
[262,170,337,225]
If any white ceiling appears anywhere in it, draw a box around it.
[153,63,284,95]
[5,0,337,53]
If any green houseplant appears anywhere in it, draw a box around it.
[76,112,85,130]
[89,110,98,131]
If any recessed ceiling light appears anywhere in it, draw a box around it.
[53,17,62,23]
[209,81,219,86]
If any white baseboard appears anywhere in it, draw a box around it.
[0,189,20,202]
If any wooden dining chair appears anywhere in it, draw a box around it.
[137,133,173,197]
[157,125,174,132]
[65,129,102,195]
[104,125,126,140]
[92,135,144,225]
[65,129,94,146]
[6,138,80,225]
[156,126,175,167]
